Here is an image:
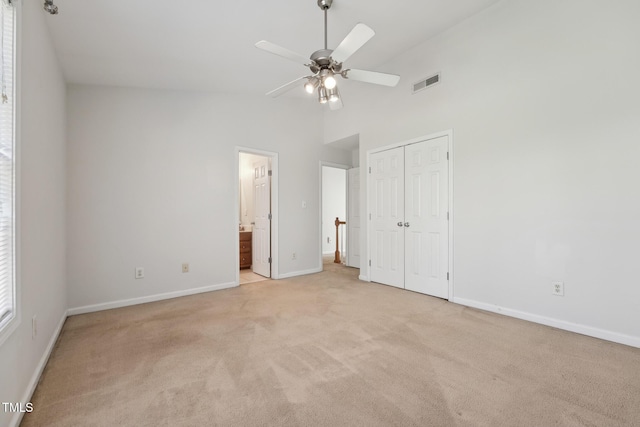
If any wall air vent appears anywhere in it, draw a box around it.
[412,73,440,94]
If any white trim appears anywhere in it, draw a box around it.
[0,0,21,348]
[358,275,369,282]
[67,282,237,316]
[235,147,280,280]
[10,309,67,427]
[318,161,350,272]
[364,130,454,298]
[447,130,454,301]
[278,267,322,280]
[452,297,640,349]
[368,129,453,156]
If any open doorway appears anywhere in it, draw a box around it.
[238,150,277,285]
[320,164,349,269]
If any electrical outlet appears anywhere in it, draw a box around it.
[552,281,564,296]
[292,252,297,260]
[32,315,37,339]
[182,263,189,273]
[135,267,144,279]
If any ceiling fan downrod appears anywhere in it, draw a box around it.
[317,0,333,50]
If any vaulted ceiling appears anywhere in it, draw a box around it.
[44,0,503,95]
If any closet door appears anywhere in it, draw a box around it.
[368,135,450,298]
[404,137,449,298]
[369,147,405,288]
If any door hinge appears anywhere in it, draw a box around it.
[268,170,272,176]
[268,213,272,220]
[268,257,272,264]
[447,212,449,220]
[369,167,371,174]
[446,152,449,160]
[447,272,449,280]
[369,260,371,266]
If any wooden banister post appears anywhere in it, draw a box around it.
[334,217,346,263]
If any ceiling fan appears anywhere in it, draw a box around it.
[255,0,400,110]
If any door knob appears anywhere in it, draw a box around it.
[397,222,403,227]
[404,222,410,227]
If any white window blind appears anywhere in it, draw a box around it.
[0,1,15,333]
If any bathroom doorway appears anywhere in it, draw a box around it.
[237,149,278,285]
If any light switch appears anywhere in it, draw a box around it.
[302,200,307,209]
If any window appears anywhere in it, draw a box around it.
[0,0,16,338]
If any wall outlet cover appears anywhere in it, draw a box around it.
[552,281,564,296]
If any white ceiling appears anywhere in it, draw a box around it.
[44,0,502,95]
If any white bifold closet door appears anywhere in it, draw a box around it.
[369,136,449,299]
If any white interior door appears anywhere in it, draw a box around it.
[253,158,271,277]
[347,167,361,268]
[369,147,405,288]
[404,137,449,298]
[368,135,449,298]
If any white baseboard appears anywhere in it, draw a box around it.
[10,309,68,427]
[68,282,237,316]
[358,275,369,282]
[278,267,322,279]
[452,297,640,349]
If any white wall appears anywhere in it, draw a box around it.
[67,86,350,310]
[324,0,640,345]
[0,2,68,426]
[321,167,346,255]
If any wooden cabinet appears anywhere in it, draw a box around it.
[239,232,252,269]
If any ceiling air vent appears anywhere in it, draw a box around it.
[412,73,440,94]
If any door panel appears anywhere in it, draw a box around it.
[405,136,448,297]
[253,158,271,278]
[369,147,405,288]
[404,141,428,292]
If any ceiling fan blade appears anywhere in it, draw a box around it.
[329,97,343,111]
[255,41,309,66]
[343,69,400,87]
[331,23,375,64]
[266,76,309,98]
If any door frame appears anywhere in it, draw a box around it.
[346,167,361,269]
[364,129,455,300]
[235,147,280,283]
[318,161,351,271]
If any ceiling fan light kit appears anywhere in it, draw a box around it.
[255,0,400,109]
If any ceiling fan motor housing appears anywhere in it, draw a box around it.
[310,49,342,75]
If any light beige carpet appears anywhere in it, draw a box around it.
[22,262,640,426]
